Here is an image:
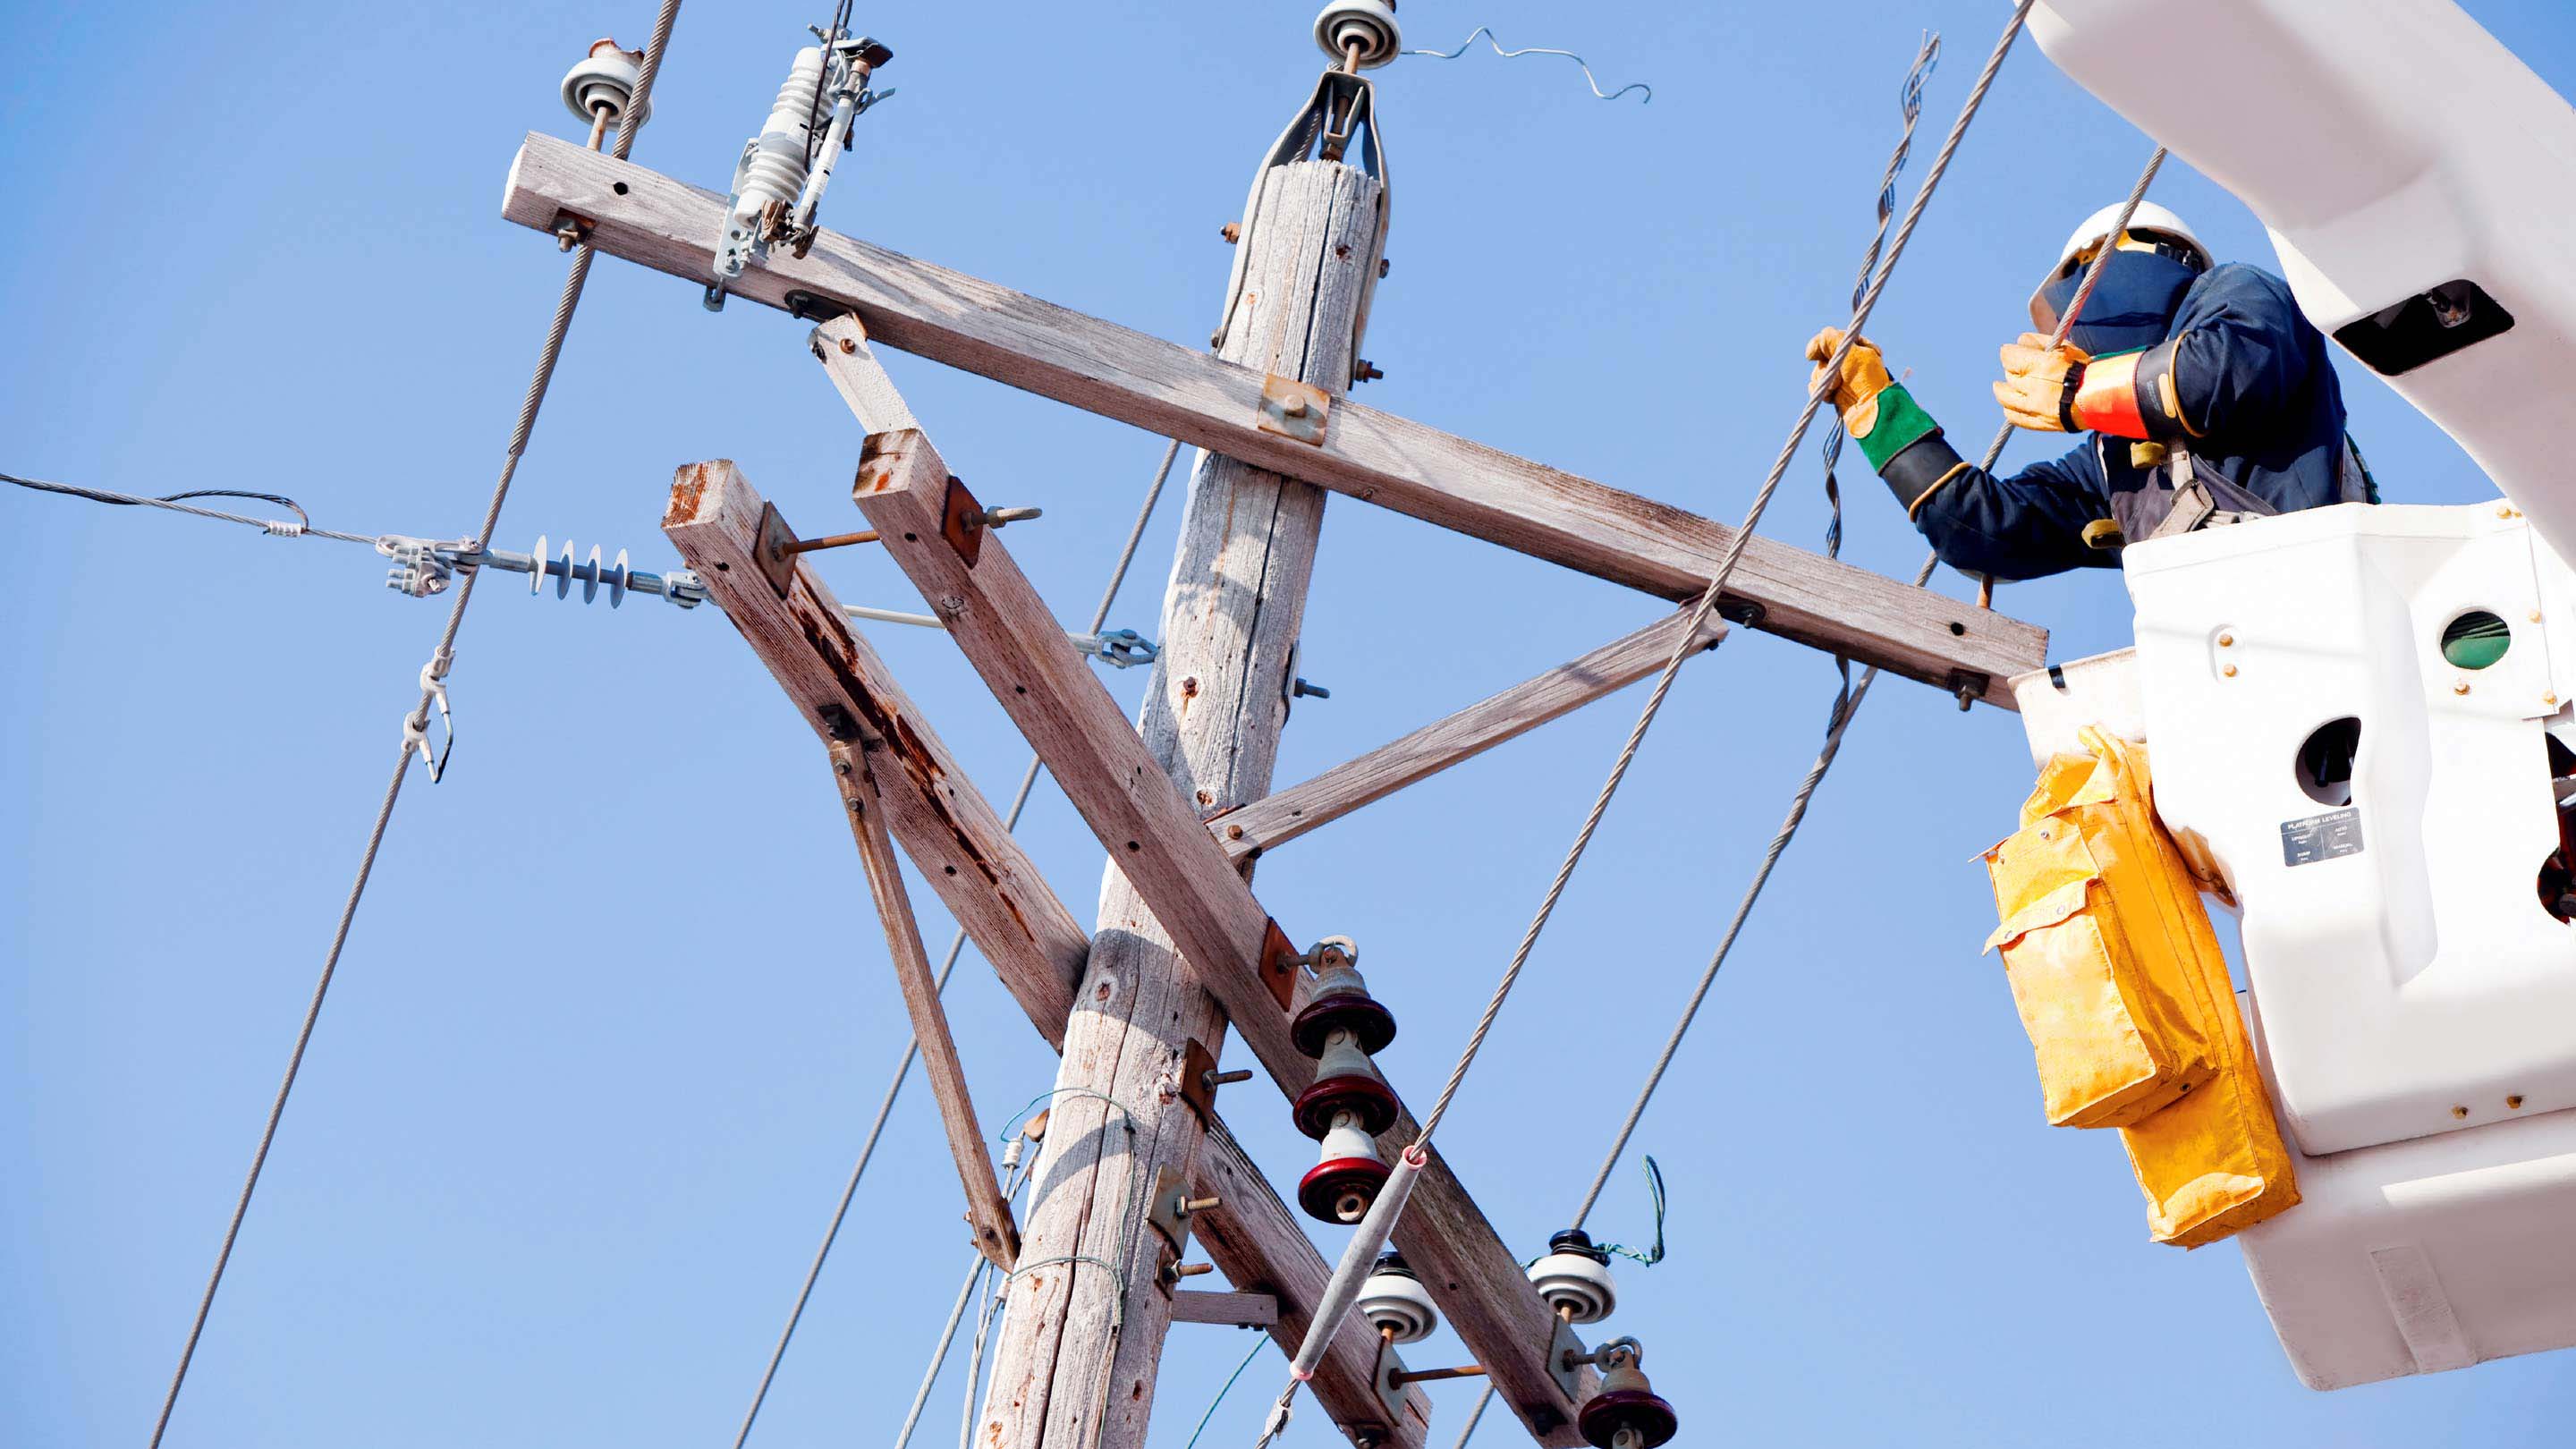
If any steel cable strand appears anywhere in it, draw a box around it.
[890,1155,1038,1449]
[727,437,1182,1449]
[141,6,686,1445]
[1252,11,2050,1448]
[1445,140,2175,1449]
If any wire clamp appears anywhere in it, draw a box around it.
[406,648,456,784]
[1079,628,1157,669]
[378,535,470,598]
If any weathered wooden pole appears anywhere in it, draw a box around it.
[972,94,1387,1449]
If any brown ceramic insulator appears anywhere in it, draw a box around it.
[1297,1156,1391,1225]
[1291,990,1397,1058]
[1292,1072,1402,1140]
[1578,1388,1679,1449]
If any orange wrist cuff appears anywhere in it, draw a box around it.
[2072,351,2148,438]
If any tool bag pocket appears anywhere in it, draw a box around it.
[1982,752,2219,1130]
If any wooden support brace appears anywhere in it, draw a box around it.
[1214,607,1728,863]
[663,458,1419,1449]
[503,131,2047,707]
[830,743,1021,1272]
[1168,1290,1282,1329]
[847,423,1597,1443]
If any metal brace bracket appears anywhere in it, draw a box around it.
[1178,1038,1220,1121]
[1257,374,1332,447]
[940,474,987,566]
[754,500,802,597]
[1546,1317,1589,1405]
[1147,1165,1197,1252]
[1258,918,1301,1010]
[1371,1347,1433,1428]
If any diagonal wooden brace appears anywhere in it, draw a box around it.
[844,422,1598,1443]
[663,458,1419,1449]
[829,741,1021,1272]
[1213,607,1728,863]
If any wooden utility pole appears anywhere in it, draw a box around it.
[972,156,1382,1449]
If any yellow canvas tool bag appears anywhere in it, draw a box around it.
[1984,727,2299,1245]
[1981,737,2218,1129]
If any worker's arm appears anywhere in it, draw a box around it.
[2054,265,2315,441]
[1809,326,2111,580]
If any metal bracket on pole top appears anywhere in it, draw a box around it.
[1209,65,1393,386]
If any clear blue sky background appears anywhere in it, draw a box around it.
[10,2,2576,1445]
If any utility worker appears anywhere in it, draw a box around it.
[1807,201,2372,580]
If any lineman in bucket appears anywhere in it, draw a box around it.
[1807,201,2372,580]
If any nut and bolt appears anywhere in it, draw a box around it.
[1220,222,1241,244]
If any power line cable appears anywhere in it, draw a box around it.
[1255,6,2048,1444]
[1447,136,2175,1449]
[141,7,685,1445]
[727,436,1182,1449]
[6,470,376,546]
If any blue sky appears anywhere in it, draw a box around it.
[9,1,2576,1445]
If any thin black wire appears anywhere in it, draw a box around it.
[141,7,685,1445]
[7,470,374,546]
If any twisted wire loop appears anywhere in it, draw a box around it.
[1403,26,1651,103]
[1818,32,1940,726]
[141,7,688,1446]
[727,437,1182,1449]
[1263,10,2053,1447]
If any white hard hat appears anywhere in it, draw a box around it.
[2026,200,2212,332]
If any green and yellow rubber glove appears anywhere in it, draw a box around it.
[1807,326,1940,470]
[1995,332,2155,437]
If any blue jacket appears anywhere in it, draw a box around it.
[1877,264,2355,580]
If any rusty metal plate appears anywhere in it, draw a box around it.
[1256,374,1330,446]
[941,474,985,566]
[1179,1037,1219,1121]
[753,500,801,598]
[1259,919,1300,1011]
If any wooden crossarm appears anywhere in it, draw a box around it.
[1216,607,1727,863]
[504,131,2046,706]
[847,425,1597,1443]
[661,458,1419,1449]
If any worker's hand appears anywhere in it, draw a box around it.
[1806,326,1895,434]
[1994,333,2092,432]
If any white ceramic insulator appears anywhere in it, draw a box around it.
[1528,1249,1617,1325]
[1318,1116,1381,1165]
[736,47,826,220]
[1358,1268,1440,1344]
[561,40,647,126]
[1313,0,1402,69]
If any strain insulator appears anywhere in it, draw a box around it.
[1578,1340,1677,1449]
[1358,1250,1438,1343]
[1291,941,1396,1057]
[1314,0,1402,70]
[1292,1030,1401,1138]
[1528,1227,1617,1324]
[1299,1114,1390,1224]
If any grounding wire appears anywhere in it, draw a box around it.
[1818,32,1939,725]
[1471,141,2174,1449]
[727,436,1181,1449]
[141,5,686,1446]
[1259,6,2048,1445]
[1182,1335,1275,1449]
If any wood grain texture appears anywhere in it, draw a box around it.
[663,457,1412,1449]
[833,743,1020,1272]
[1166,1291,1280,1329]
[504,131,2046,707]
[852,421,1597,1444]
[1216,608,1727,863]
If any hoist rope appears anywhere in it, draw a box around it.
[1818,33,1940,722]
[141,7,685,1445]
[728,437,1181,1449]
[1254,10,2050,1446]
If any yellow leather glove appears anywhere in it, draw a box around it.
[1993,332,2092,432]
[1806,326,1895,436]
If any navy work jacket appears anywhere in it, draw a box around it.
[1894,264,2352,580]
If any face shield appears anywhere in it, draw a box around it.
[2029,233,2207,356]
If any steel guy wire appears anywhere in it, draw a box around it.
[892,1152,1038,1449]
[1403,26,1651,103]
[1819,32,1939,725]
[728,436,1181,1449]
[141,5,685,1445]
[1260,7,2045,1444]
